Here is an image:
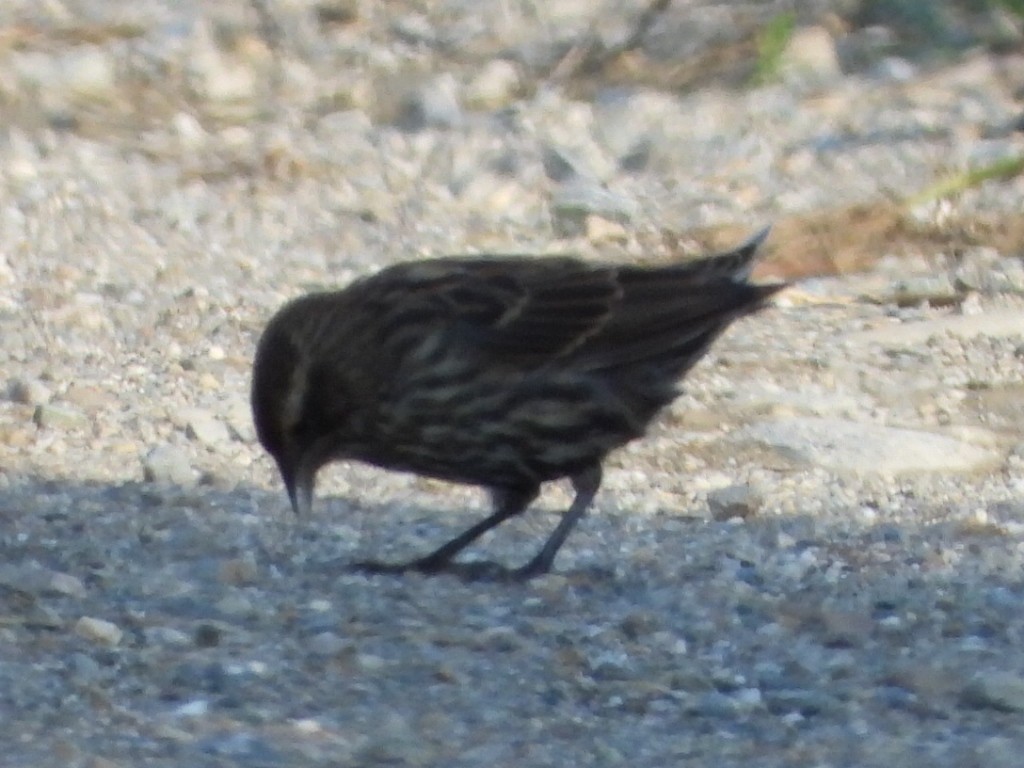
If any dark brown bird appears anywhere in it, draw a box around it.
[251,228,784,579]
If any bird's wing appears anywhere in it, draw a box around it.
[372,256,621,362]
[567,269,783,372]
[374,231,781,370]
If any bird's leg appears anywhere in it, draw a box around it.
[351,485,537,575]
[512,465,602,580]
[406,485,536,572]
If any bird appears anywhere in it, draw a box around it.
[251,228,785,580]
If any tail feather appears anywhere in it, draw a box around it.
[663,225,772,282]
[568,227,782,371]
[425,227,785,371]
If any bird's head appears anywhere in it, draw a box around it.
[251,298,364,517]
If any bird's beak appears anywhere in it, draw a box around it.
[281,457,315,517]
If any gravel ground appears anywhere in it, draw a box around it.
[1,1,1024,766]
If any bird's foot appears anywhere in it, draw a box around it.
[348,559,413,575]
[349,557,549,582]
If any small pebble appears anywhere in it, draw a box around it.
[74,616,123,647]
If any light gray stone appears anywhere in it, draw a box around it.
[844,309,1024,347]
[550,182,639,237]
[739,417,1001,475]
[142,444,198,487]
[465,59,521,110]
[397,73,464,131]
[74,616,123,647]
[6,377,52,406]
[182,407,232,448]
[961,672,1024,713]
[780,26,842,84]
[707,484,762,521]
[32,404,88,430]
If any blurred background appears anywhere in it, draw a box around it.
[0,0,1021,281]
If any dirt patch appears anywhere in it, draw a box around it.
[674,202,1024,280]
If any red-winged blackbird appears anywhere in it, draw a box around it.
[252,228,784,579]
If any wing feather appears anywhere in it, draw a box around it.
[370,229,781,373]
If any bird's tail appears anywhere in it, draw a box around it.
[670,225,775,284]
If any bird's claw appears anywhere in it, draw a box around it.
[348,558,547,582]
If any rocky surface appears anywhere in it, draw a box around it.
[1,1,1023,766]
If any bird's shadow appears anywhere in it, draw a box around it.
[342,556,618,584]
[6,474,1024,600]
[0,474,622,589]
